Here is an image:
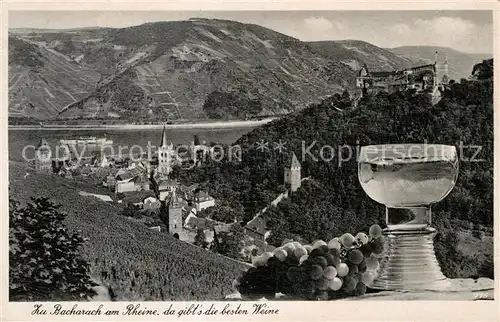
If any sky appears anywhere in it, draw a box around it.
[9,10,494,54]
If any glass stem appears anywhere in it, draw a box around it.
[385,206,432,231]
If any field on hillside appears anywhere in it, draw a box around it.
[9,161,247,300]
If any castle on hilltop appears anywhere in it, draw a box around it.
[356,51,450,96]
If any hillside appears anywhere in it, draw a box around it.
[9,19,356,121]
[308,40,427,71]
[388,46,491,80]
[8,161,247,300]
[8,36,101,119]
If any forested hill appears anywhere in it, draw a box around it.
[173,76,493,279]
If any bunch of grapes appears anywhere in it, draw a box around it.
[234,224,385,300]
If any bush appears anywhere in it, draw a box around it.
[9,196,97,301]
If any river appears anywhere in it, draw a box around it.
[8,127,255,162]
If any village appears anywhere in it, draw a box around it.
[30,126,306,263]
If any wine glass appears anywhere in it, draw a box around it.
[358,144,458,291]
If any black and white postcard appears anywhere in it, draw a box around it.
[2,1,498,321]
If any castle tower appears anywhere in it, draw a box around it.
[157,125,174,176]
[442,52,450,85]
[284,152,301,192]
[168,189,183,236]
[35,138,52,173]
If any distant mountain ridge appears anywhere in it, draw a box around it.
[387,46,491,80]
[307,40,428,71]
[9,19,355,120]
[8,19,489,121]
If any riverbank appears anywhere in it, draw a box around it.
[8,118,278,131]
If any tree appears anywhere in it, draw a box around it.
[9,197,97,301]
[212,224,246,260]
[194,229,208,249]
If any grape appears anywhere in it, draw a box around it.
[323,266,337,279]
[342,275,357,293]
[285,255,300,267]
[327,238,341,250]
[339,233,355,248]
[354,232,369,246]
[310,265,323,280]
[312,256,328,269]
[314,290,330,300]
[358,258,367,273]
[347,264,359,275]
[316,278,331,291]
[366,255,380,271]
[355,282,367,295]
[273,248,288,262]
[317,245,329,254]
[312,240,327,249]
[336,263,349,277]
[329,248,341,258]
[237,223,383,300]
[347,249,364,265]
[267,256,280,271]
[286,267,301,281]
[310,248,326,258]
[300,258,314,270]
[294,246,307,259]
[329,277,343,291]
[283,242,296,254]
[238,266,275,298]
[359,243,373,257]
[303,280,316,299]
[369,224,382,239]
[371,236,385,255]
[331,256,341,267]
[361,271,374,286]
[324,253,335,266]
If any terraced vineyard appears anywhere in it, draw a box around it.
[9,36,100,119]
[9,161,247,300]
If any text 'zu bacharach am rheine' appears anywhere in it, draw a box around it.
[31,303,279,318]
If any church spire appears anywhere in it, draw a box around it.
[291,152,300,169]
[160,124,168,148]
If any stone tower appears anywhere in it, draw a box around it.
[35,138,52,173]
[157,125,174,176]
[168,189,183,236]
[284,152,301,192]
[442,52,450,85]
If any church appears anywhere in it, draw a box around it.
[156,125,175,176]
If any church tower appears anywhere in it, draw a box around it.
[35,138,52,173]
[284,152,301,192]
[168,189,183,236]
[157,125,174,176]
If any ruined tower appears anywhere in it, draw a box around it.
[168,189,183,236]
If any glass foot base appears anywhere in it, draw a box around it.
[370,228,449,291]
